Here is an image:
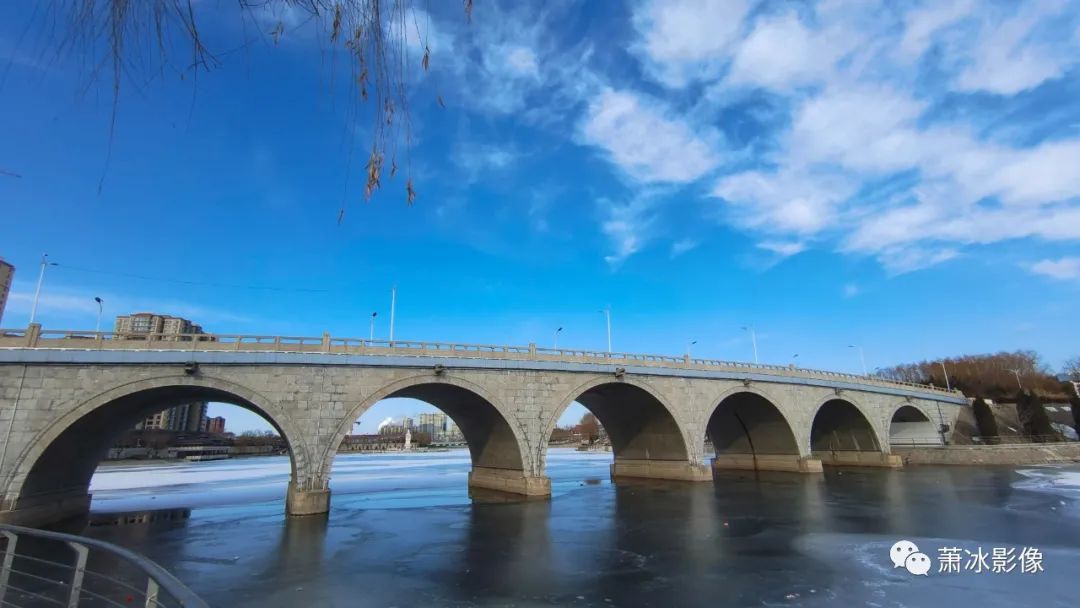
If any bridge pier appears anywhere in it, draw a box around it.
[286,482,331,517]
[813,451,903,468]
[711,454,824,473]
[0,491,92,527]
[610,459,712,482]
[468,467,552,496]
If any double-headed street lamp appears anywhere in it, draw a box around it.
[1008,368,1024,389]
[940,360,952,391]
[848,344,868,376]
[94,297,103,333]
[29,254,58,325]
[741,325,758,364]
[599,307,612,353]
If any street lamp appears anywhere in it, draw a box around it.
[940,360,952,391]
[848,344,867,376]
[369,312,378,341]
[686,340,697,358]
[741,326,758,364]
[1008,368,1023,390]
[599,307,612,353]
[389,285,396,342]
[28,254,57,325]
[94,297,103,333]
[554,327,563,350]
[791,353,799,367]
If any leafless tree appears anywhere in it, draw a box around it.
[33,0,470,211]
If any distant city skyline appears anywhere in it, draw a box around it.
[208,399,590,435]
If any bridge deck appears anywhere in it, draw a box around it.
[0,326,964,404]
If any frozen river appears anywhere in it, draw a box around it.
[78,449,1080,607]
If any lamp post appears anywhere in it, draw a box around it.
[686,340,697,358]
[600,307,612,353]
[94,297,103,333]
[1008,368,1023,390]
[554,327,563,350]
[369,312,377,341]
[791,353,799,367]
[940,360,952,391]
[389,285,396,342]
[741,326,758,364]
[848,344,867,376]
[29,254,57,325]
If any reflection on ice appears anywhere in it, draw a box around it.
[89,447,614,513]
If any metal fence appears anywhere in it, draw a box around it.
[0,523,207,608]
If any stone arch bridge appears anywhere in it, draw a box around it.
[0,326,965,526]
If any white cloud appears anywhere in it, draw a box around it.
[727,12,837,91]
[631,0,751,86]
[1029,257,1080,280]
[580,88,721,184]
[713,169,854,236]
[951,0,1078,95]
[452,142,521,183]
[757,240,807,257]
[670,239,699,257]
[899,0,975,59]
[599,195,658,267]
[843,284,861,298]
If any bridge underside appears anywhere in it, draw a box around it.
[381,383,551,497]
[1,385,305,527]
[708,392,823,474]
[576,382,710,483]
[811,399,901,468]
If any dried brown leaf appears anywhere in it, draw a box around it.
[465,0,473,23]
[364,146,383,200]
[406,178,416,205]
[437,95,446,108]
[422,45,430,72]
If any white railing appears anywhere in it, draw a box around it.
[0,325,961,396]
[0,523,207,607]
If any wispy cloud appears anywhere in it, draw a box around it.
[670,238,699,258]
[615,0,1080,273]
[4,283,254,328]
[579,88,722,184]
[1029,257,1080,280]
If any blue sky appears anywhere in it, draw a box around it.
[2,0,1078,433]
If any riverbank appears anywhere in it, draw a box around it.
[895,442,1080,465]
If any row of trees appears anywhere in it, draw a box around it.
[880,351,1080,443]
[876,351,1074,400]
[550,413,604,444]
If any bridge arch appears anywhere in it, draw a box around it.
[542,376,707,482]
[888,403,940,446]
[1,374,315,527]
[808,396,891,467]
[323,373,539,495]
[705,387,810,472]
